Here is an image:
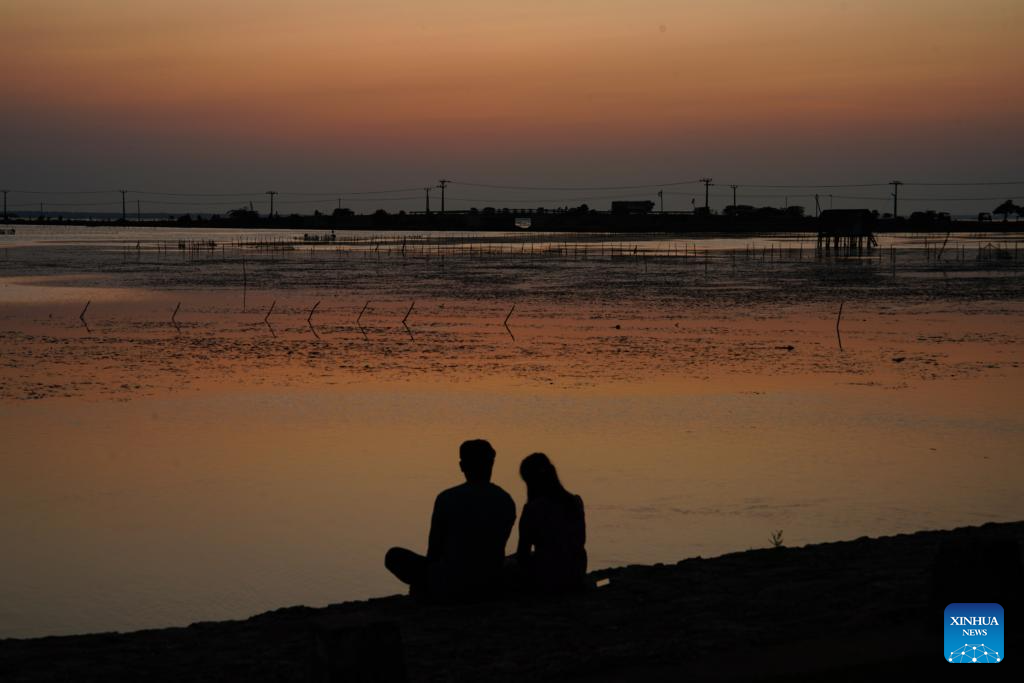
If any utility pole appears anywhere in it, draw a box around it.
[829,194,834,209]
[890,180,903,218]
[424,187,432,214]
[120,189,127,221]
[657,190,664,213]
[729,184,737,207]
[700,177,713,211]
[815,193,821,217]
[438,179,449,214]
[337,198,342,211]
[265,190,277,218]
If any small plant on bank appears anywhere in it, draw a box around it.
[769,529,785,549]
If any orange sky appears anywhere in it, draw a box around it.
[1,1,1022,209]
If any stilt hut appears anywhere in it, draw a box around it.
[817,209,878,252]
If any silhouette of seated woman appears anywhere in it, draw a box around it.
[514,453,587,594]
[385,439,516,602]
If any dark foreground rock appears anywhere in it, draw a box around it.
[2,521,1021,682]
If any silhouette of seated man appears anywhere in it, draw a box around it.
[385,439,516,602]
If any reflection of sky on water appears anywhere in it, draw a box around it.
[1,377,1021,639]
[0,227,1022,638]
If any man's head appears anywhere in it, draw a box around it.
[459,439,496,483]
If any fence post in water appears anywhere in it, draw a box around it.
[242,256,247,312]
[835,301,845,351]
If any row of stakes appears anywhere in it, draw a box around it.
[74,299,849,349]
[78,299,519,341]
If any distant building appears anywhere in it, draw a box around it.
[909,210,951,226]
[611,200,655,214]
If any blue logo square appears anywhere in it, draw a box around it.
[945,603,1003,663]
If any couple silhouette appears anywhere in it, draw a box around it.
[385,439,587,602]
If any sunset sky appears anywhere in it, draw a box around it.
[2,0,1022,213]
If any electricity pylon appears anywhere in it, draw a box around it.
[438,179,450,213]
[700,178,713,211]
[890,180,903,218]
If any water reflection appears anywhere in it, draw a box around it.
[0,228,1022,638]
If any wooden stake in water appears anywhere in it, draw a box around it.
[835,301,845,351]
[307,300,321,323]
[402,301,415,341]
[936,232,951,261]
[264,300,276,324]
[504,303,516,341]
[241,256,247,312]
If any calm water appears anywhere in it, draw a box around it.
[1,226,1022,638]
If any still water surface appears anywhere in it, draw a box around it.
[1,227,1022,638]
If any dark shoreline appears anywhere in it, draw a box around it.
[2,521,1021,681]
[1,214,1017,233]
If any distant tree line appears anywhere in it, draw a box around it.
[993,200,1023,222]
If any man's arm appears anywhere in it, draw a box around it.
[426,494,445,562]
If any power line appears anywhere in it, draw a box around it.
[126,191,265,197]
[275,195,422,204]
[8,201,122,208]
[445,190,666,203]
[125,188,423,197]
[269,187,424,196]
[5,189,121,195]
[449,179,702,191]
[901,180,1024,186]
[723,183,889,189]
[901,196,1022,202]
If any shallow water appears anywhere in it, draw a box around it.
[1,227,1022,638]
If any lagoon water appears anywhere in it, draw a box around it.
[1,226,1022,638]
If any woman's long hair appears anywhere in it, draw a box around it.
[520,453,577,512]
